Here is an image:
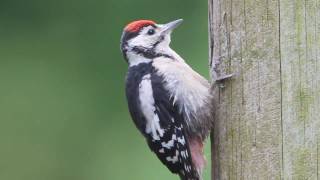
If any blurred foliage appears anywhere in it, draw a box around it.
[0,0,210,179]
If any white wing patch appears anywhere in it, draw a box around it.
[166,150,179,163]
[177,136,186,145]
[139,74,164,140]
[161,134,176,149]
[161,140,174,149]
[159,148,165,153]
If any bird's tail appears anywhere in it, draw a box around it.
[179,136,205,180]
[178,167,201,180]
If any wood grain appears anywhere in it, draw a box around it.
[209,0,320,179]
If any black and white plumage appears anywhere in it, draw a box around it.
[121,19,213,180]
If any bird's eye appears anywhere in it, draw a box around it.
[147,29,155,35]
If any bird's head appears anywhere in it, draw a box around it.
[120,19,183,63]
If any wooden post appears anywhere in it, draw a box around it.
[208,0,320,179]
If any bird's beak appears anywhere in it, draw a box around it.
[160,19,183,35]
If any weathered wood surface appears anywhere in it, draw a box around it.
[208,0,320,179]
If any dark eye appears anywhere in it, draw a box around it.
[147,29,155,35]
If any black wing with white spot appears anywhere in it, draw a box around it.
[147,72,199,180]
[125,64,199,180]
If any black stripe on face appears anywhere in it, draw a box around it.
[151,35,165,48]
[130,33,171,59]
[120,25,173,61]
[131,46,174,59]
[120,25,157,61]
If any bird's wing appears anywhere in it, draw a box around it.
[145,72,199,179]
[125,65,199,179]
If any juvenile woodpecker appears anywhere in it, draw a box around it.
[120,19,213,180]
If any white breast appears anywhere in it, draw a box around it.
[152,57,211,123]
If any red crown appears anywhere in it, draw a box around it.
[125,20,156,32]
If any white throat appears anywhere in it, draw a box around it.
[127,51,152,67]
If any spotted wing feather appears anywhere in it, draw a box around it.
[125,64,199,180]
[148,73,199,180]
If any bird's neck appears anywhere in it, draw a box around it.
[126,46,185,67]
[127,51,153,67]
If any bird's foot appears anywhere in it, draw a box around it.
[216,73,233,82]
[215,73,233,88]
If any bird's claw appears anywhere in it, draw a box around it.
[216,73,233,82]
[215,73,233,89]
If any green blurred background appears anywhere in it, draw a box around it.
[0,0,210,179]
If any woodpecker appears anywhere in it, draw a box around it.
[120,19,213,180]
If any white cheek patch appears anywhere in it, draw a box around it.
[128,34,154,48]
[127,26,160,49]
[154,35,171,51]
[138,74,164,140]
